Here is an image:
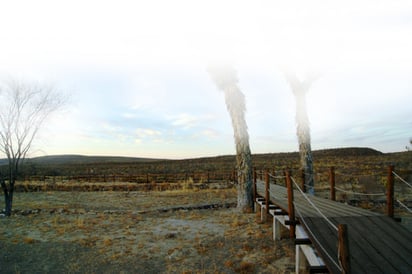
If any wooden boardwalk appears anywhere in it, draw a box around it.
[255,180,412,274]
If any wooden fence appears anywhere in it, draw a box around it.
[23,170,236,184]
[15,170,237,192]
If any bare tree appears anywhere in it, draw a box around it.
[0,80,65,216]
[208,66,254,212]
[284,71,318,195]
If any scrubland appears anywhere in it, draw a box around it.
[1,148,411,273]
[0,189,295,273]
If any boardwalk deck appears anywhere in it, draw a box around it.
[256,181,412,274]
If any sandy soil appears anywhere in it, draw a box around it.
[0,189,295,273]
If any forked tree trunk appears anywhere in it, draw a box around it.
[294,93,315,194]
[285,71,317,194]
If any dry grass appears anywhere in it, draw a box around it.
[0,189,295,273]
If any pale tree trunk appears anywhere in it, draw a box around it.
[208,66,254,212]
[224,88,254,212]
[285,72,317,194]
[294,92,315,194]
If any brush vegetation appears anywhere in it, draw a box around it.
[0,147,411,273]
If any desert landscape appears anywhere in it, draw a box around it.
[1,148,411,273]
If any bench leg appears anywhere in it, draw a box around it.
[296,245,301,274]
[255,202,261,221]
[273,216,281,241]
[296,244,310,274]
[261,205,267,222]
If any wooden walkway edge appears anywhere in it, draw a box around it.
[255,180,412,274]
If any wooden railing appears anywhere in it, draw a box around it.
[15,170,237,192]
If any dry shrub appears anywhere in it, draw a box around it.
[23,237,36,244]
[103,237,113,246]
[56,227,66,235]
[75,217,85,229]
[242,244,253,252]
[225,260,234,268]
[215,241,224,248]
[182,177,194,191]
[236,261,255,273]
[231,217,246,228]
[79,237,97,247]
[195,239,207,254]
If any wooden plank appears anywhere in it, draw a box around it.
[364,217,412,272]
[368,216,412,253]
[300,217,341,274]
[295,194,379,217]
[335,216,412,273]
[334,217,394,273]
[256,179,412,274]
[257,181,381,218]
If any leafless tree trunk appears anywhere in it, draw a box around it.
[208,66,254,212]
[284,72,317,194]
[0,80,65,216]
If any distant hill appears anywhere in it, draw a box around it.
[1,147,408,178]
[0,147,384,167]
[5,155,164,166]
[312,147,383,157]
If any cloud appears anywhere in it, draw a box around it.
[135,128,162,138]
[169,113,199,129]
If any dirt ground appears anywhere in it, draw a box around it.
[0,189,295,273]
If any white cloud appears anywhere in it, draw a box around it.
[170,113,199,129]
[135,128,162,138]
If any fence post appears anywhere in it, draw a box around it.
[265,170,270,217]
[338,224,351,274]
[272,168,276,185]
[285,170,295,238]
[330,166,336,201]
[387,165,395,218]
[253,167,257,203]
[301,169,306,193]
[232,169,236,183]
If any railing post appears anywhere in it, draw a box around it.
[285,170,295,238]
[265,170,270,216]
[330,166,336,201]
[272,168,276,185]
[338,224,351,274]
[387,165,395,218]
[301,169,306,193]
[253,167,257,203]
[232,169,236,183]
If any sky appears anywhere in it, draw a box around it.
[0,0,411,159]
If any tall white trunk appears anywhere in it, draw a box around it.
[224,87,253,211]
[285,71,316,194]
[294,92,314,194]
[208,66,254,211]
